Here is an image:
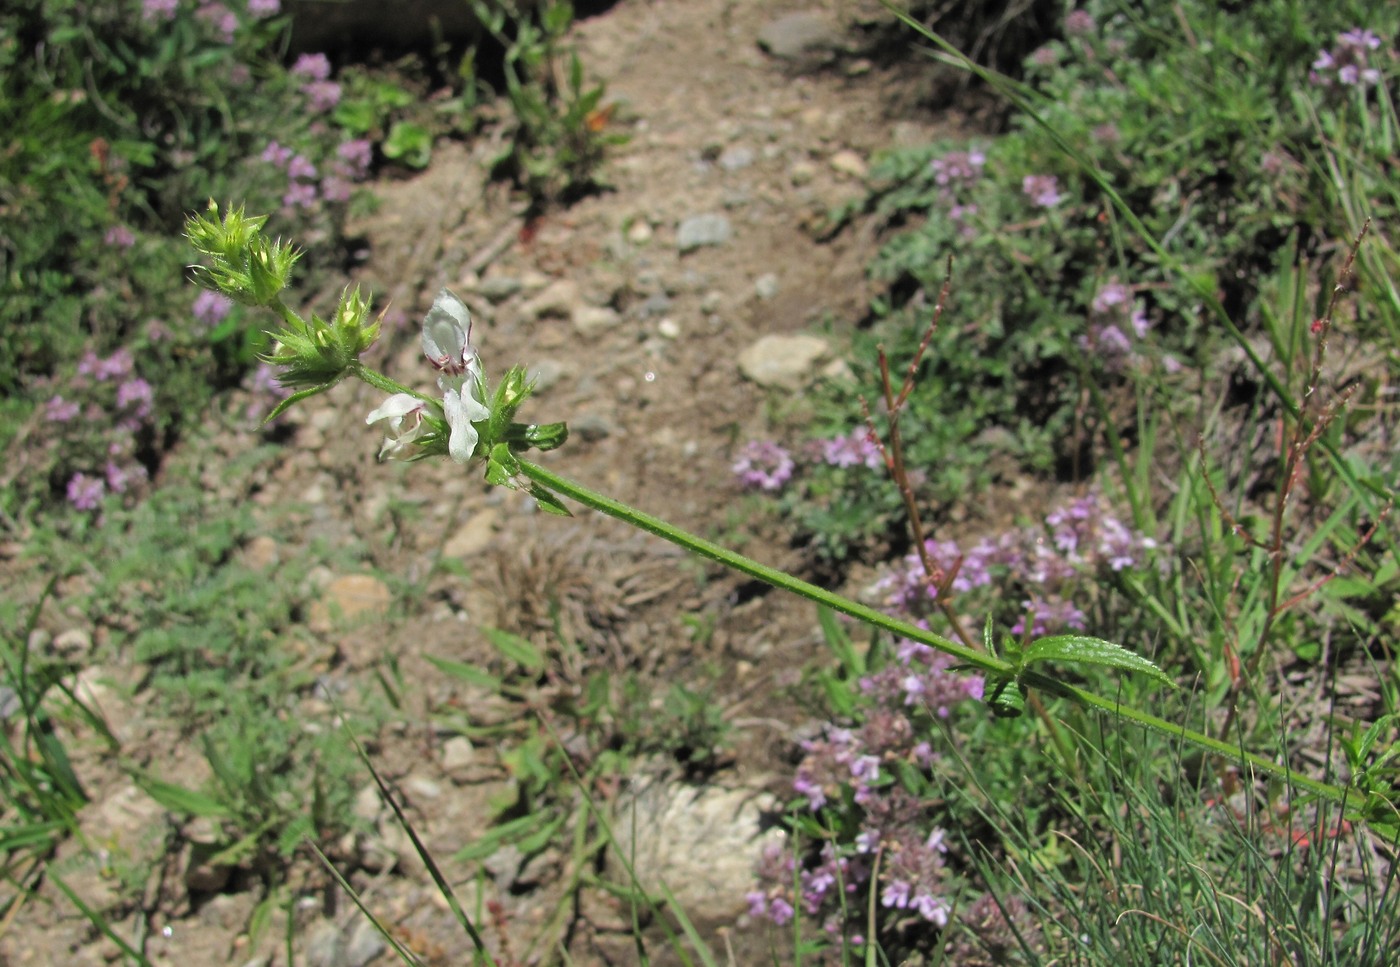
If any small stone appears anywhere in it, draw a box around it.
[657,318,681,339]
[626,220,653,244]
[699,290,723,314]
[640,292,673,317]
[754,273,780,300]
[308,575,392,633]
[757,12,842,61]
[718,145,755,171]
[241,535,280,571]
[443,509,499,558]
[53,628,92,657]
[343,918,386,967]
[529,358,568,392]
[405,775,441,800]
[353,783,382,823]
[737,334,831,389]
[789,160,817,186]
[573,305,622,337]
[573,414,614,442]
[676,213,732,252]
[442,736,476,772]
[184,840,232,894]
[472,276,523,302]
[829,149,868,179]
[521,278,579,321]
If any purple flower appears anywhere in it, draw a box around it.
[732,440,795,492]
[247,0,280,16]
[193,289,234,326]
[105,460,147,494]
[1310,29,1387,88]
[1064,9,1096,37]
[320,176,353,203]
[337,139,374,176]
[117,378,154,419]
[261,141,294,168]
[282,181,318,210]
[1022,173,1062,208]
[67,473,106,511]
[1092,281,1131,314]
[196,2,238,42]
[104,224,136,249]
[291,52,332,81]
[46,395,81,422]
[142,0,178,22]
[820,429,884,470]
[301,80,342,113]
[286,154,318,181]
[87,349,133,382]
[929,149,986,188]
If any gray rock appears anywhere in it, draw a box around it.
[754,273,780,300]
[719,145,756,171]
[614,778,782,921]
[528,357,568,393]
[573,305,622,337]
[573,414,615,442]
[521,278,580,321]
[677,213,733,252]
[737,334,831,389]
[640,292,673,317]
[473,275,524,302]
[757,12,842,61]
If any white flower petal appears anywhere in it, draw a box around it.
[421,288,477,376]
[366,393,424,428]
[443,384,489,464]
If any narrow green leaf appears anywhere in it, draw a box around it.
[483,627,545,671]
[1022,635,1175,687]
[425,655,502,690]
[133,774,231,818]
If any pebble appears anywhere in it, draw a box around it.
[754,273,780,300]
[573,305,622,337]
[626,219,653,244]
[441,735,476,772]
[528,357,568,392]
[737,334,831,389]
[829,148,868,179]
[719,145,755,170]
[307,574,392,633]
[789,160,817,186]
[676,213,733,252]
[443,509,499,558]
[472,276,523,302]
[520,278,579,321]
[657,318,681,339]
[756,12,843,61]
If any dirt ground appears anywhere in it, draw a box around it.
[2,1,987,964]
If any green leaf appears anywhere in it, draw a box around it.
[986,677,1026,718]
[135,774,231,818]
[1021,635,1175,687]
[425,655,502,691]
[529,484,573,516]
[483,627,545,671]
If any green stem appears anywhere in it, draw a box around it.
[350,361,422,400]
[516,460,1007,676]
[515,458,1356,811]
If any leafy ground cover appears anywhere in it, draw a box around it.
[2,0,1398,964]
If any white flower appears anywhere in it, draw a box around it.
[366,393,427,460]
[443,383,490,464]
[421,288,479,378]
